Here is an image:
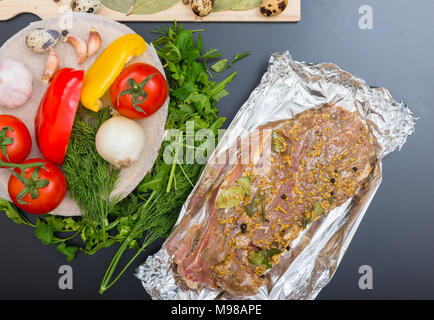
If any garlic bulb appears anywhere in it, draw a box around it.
[0,59,33,109]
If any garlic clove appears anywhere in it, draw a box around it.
[63,34,88,65]
[42,49,61,84]
[87,28,102,57]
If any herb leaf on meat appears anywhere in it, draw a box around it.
[245,197,259,217]
[248,248,281,269]
[216,186,246,209]
[272,130,287,153]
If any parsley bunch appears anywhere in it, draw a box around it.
[99,23,249,293]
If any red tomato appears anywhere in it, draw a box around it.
[8,159,67,215]
[110,63,168,119]
[0,115,32,166]
[35,68,84,165]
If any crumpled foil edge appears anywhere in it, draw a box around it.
[136,51,416,300]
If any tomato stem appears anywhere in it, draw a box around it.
[0,159,48,204]
[116,74,157,115]
[0,126,14,161]
[0,159,45,171]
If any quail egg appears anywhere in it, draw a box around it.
[259,0,288,17]
[25,28,61,53]
[191,0,214,17]
[70,0,102,14]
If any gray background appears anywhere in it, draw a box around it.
[0,0,433,300]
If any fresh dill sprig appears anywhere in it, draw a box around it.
[63,107,120,229]
[99,162,203,293]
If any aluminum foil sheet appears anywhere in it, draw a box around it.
[136,51,416,300]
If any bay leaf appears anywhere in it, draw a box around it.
[213,0,234,12]
[214,0,261,12]
[230,0,261,11]
[132,0,179,15]
[272,130,287,153]
[244,197,259,217]
[312,201,324,218]
[235,176,251,194]
[216,186,245,209]
[102,0,135,13]
[102,0,178,15]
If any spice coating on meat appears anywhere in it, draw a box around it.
[167,104,378,296]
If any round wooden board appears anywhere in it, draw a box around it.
[0,13,169,216]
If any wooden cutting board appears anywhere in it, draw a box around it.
[0,0,300,22]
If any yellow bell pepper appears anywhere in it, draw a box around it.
[80,34,147,112]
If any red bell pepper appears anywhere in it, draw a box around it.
[35,68,84,165]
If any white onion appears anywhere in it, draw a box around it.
[95,116,146,168]
[0,58,33,109]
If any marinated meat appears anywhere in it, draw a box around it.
[166,104,378,296]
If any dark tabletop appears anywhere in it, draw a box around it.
[0,0,433,300]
